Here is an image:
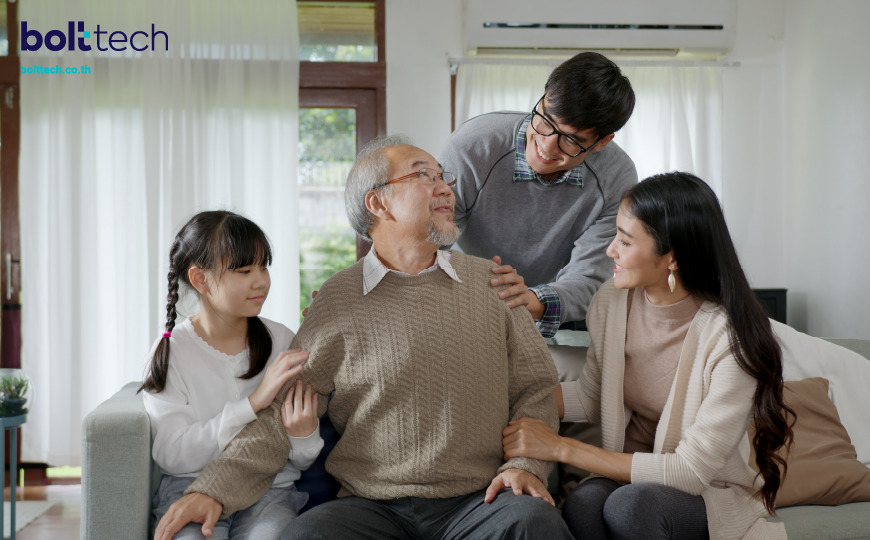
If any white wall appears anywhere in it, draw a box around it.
[725,0,870,337]
[386,0,870,338]
[722,0,788,298]
[385,0,463,154]
[781,1,870,336]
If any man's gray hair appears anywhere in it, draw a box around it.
[345,134,414,241]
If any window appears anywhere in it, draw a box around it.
[298,107,357,314]
[297,0,385,314]
[298,1,377,62]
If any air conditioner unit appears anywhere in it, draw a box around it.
[464,0,737,58]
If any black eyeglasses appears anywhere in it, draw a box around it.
[372,168,457,190]
[529,96,601,158]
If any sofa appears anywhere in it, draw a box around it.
[81,337,870,540]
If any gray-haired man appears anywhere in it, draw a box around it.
[155,135,572,540]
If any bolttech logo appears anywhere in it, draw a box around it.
[21,21,169,52]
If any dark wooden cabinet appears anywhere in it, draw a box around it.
[753,288,787,324]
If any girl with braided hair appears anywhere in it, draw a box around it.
[503,173,794,539]
[140,210,322,539]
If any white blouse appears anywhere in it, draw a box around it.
[143,317,323,487]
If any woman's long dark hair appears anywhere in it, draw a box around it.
[622,172,794,514]
[139,210,274,394]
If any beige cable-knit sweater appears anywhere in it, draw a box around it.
[188,251,559,517]
[562,280,787,540]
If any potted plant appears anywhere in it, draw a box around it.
[0,369,31,417]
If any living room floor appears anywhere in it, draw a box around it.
[7,484,80,539]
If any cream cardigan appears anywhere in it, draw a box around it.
[561,280,786,540]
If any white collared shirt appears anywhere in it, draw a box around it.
[362,246,462,295]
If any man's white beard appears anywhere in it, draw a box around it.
[427,197,459,246]
[427,220,460,247]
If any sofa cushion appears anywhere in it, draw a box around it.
[773,321,870,466]
[752,377,870,508]
[771,502,870,540]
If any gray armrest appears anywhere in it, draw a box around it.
[81,382,160,540]
[821,338,870,360]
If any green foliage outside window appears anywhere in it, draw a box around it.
[300,227,357,315]
[298,106,357,315]
[301,44,376,63]
[298,108,356,167]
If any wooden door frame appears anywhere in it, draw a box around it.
[1,0,22,371]
[0,1,43,486]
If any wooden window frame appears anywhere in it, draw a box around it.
[298,0,385,258]
[299,0,385,137]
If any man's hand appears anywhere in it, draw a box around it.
[154,492,222,540]
[484,468,554,506]
[502,417,564,462]
[301,290,318,318]
[281,379,319,437]
[489,256,545,319]
[248,349,309,412]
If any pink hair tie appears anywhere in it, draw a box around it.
[162,330,172,339]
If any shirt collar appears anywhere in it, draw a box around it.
[514,116,585,187]
[362,246,462,295]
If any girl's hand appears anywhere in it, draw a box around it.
[502,417,564,462]
[248,349,309,413]
[281,380,319,437]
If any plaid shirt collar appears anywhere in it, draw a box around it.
[514,116,585,187]
[362,246,462,295]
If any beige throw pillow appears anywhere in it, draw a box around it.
[751,377,870,507]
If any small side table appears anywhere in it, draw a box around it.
[0,414,27,540]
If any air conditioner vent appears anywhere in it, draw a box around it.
[465,0,737,58]
[482,23,726,32]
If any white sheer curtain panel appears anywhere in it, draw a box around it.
[19,0,300,465]
[454,61,724,197]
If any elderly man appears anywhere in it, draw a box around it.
[155,135,571,539]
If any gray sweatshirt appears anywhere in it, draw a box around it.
[439,111,637,326]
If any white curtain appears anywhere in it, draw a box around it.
[19,0,299,465]
[454,61,724,197]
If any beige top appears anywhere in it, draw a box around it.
[187,251,559,517]
[561,280,786,540]
[623,287,701,453]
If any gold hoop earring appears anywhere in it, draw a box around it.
[668,269,676,293]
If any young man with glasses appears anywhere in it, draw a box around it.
[440,52,637,338]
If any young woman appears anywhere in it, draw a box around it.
[503,173,793,539]
[141,210,322,539]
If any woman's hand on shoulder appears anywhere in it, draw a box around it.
[247,349,309,413]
